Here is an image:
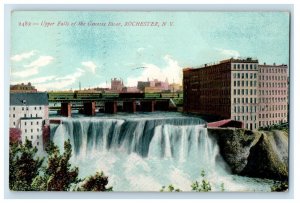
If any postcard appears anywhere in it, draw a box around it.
[9,11,289,192]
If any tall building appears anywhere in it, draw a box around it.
[258,63,288,127]
[183,58,288,130]
[9,93,49,151]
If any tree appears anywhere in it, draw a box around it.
[32,140,80,191]
[9,138,44,191]
[78,171,113,191]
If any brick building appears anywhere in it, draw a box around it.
[183,58,288,130]
[258,63,288,127]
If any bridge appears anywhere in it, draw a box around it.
[48,92,182,116]
[49,98,174,117]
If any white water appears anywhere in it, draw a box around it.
[51,113,274,191]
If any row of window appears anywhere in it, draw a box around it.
[11,113,40,118]
[233,72,257,79]
[234,115,257,121]
[260,104,287,111]
[259,68,287,74]
[233,97,257,104]
[259,82,287,88]
[259,75,287,81]
[259,97,287,103]
[234,105,257,113]
[24,128,40,133]
[259,119,287,127]
[259,112,287,119]
[259,90,287,96]
[233,89,257,96]
[234,80,257,87]
[233,63,257,70]
[11,106,42,111]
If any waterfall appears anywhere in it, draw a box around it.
[51,113,274,191]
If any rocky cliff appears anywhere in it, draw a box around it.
[208,128,288,181]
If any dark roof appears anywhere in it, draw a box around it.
[10,92,48,106]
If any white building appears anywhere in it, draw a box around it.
[9,93,49,151]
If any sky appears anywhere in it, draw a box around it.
[10,11,290,91]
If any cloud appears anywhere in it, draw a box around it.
[10,50,37,62]
[24,56,54,68]
[82,61,97,74]
[11,75,56,85]
[215,48,240,59]
[11,56,54,78]
[11,67,40,78]
[126,54,183,86]
[34,68,85,91]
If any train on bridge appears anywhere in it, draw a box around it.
[48,91,183,101]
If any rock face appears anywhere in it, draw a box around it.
[208,128,288,181]
[241,133,288,181]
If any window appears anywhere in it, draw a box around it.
[37,128,39,132]
[31,129,33,133]
[37,121,39,125]
[13,107,15,110]
[25,129,27,133]
[25,122,27,126]
[36,114,38,117]
[22,107,24,110]
[34,107,37,110]
[13,114,15,118]
[39,107,42,110]
[37,142,39,146]
[26,107,28,110]
[31,122,33,125]
[31,135,33,139]
[24,114,26,118]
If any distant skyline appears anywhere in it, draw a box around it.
[10,11,290,91]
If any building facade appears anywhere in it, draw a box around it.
[9,93,49,151]
[111,78,124,92]
[183,58,288,130]
[10,82,37,93]
[258,63,288,127]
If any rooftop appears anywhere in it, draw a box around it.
[10,92,48,106]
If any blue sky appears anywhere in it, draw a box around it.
[10,11,290,91]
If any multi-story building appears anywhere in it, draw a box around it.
[10,82,37,93]
[137,78,169,92]
[111,78,124,92]
[183,58,288,130]
[9,92,49,151]
[258,63,288,127]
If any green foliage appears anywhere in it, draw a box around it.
[258,122,288,133]
[9,138,44,191]
[10,139,113,191]
[78,171,113,191]
[271,181,288,192]
[220,182,225,192]
[191,170,211,192]
[33,140,80,191]
[160,184,181,192]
